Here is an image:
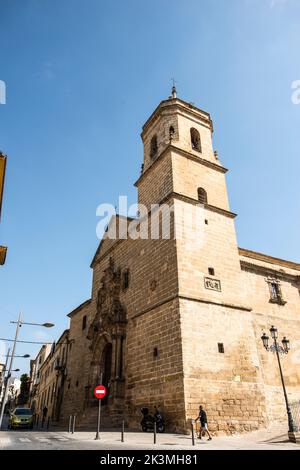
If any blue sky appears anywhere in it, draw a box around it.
[0,0,299,375]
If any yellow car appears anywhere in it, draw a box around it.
[8,408,33,430]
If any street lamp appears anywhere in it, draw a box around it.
[282,337,290,353]
[261,332,269,350]
[10,321,54,328]
[0,314,55,429]
[2,354,30,359]
[261,326,298,442]
[269,325,278,340]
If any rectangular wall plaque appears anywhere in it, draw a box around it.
[204,276,221,292]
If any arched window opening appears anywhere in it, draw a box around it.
[100,343,112,405]
[169,126,175,141]
[150,135,158,159]
[122,269,130,290]
[198,187,207,205]
[190,128,201,152]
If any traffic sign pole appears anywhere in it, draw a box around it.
[94,374,106,441]
[95,397,101,440]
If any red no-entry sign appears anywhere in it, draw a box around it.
[94,385,107,400]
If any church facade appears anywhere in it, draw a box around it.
[48,90,300,434]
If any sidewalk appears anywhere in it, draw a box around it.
[60,427,300,450]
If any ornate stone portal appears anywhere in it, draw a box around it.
[86,258,127,411]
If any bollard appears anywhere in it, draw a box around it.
[191,421,195,446]
[68,415,72,433]
[47,416,50,431]
[36,414,39,428]
[72,415,76,434]
[153,421,157,444]
[121,420,125,443]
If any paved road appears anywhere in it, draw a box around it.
[0,414,298,450]
[0,428,299,450]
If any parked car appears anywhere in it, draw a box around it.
[8,408,33,430]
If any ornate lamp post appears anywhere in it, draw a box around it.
[261,326,298,442]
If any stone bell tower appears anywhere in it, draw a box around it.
[135,86,245,308]
[134,87,267,433]
[136,86,231,211]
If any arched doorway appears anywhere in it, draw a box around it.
[100,343,112,405]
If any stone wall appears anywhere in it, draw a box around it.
[180,299,268,433]
[126,298,185,431]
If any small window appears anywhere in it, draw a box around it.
[190,128,201,152]
[153,347,158,358]
[208,267,215,276]
[205,219,208,225]
[82,315,87,331]
[76,380,79,387]
[218,343,225,354]
[198,188,207,205]
[268,281,286,305]
[150,135,158,159]
[169,126,175,141]
[270,283,280,299]
[123,269,130,290]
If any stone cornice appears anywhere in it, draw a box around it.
[178,295,252,312]
[240,260,300,281]
[239,247,300,272]
[141,97,213,136]
[91,238,125,269]
[130,293,252,320]
[67,299,92,318]
[90,214,134,268]
[134,143,228,187]
[91,193,237,269]
[160,192,237,219]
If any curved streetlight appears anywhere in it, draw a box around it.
[3,354,30,359]
[10,321,54,328]
[261,325,298,442]
[0,314,55,429]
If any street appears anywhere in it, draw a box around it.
[0,426,299,450]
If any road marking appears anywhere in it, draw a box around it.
[35,437,52,443]
[18,438,31,443]
[0,437,11,447]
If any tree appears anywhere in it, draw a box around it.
[17,374,30,406]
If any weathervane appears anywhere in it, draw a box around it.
[171,78,177,98]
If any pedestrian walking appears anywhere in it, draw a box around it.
[42,406,48,420]
[195,405,212,440]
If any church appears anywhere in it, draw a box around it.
[36,88,300,434]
